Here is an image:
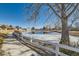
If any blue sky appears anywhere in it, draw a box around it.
[0,3,78,28]
[0,3,58,28]
[0,3,26,27]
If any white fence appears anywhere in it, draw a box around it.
[13,33,79,56]
[29,37,79,56]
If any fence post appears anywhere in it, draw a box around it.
[30,37,33,42]
[55,43,59,56]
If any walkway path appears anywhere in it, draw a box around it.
[2,38,40,56]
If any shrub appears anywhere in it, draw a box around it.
[0,37,4,50]
[60,48,79,56]
[0,37,4,56]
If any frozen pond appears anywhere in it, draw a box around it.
[22,32,79,43]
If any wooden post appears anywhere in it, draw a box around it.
[30,37,33,43]
[55,43,59,56]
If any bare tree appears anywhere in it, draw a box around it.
[25,3,78,45]
[16,26,20,30]
[47,4,78,45]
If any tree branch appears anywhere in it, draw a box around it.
[47,3,61,19]
[67,4,78,18]
[44,12,54,25]
[30,4,42,20]
[64,4,71,10]
[55,4,61,11]
[65,4,73,12]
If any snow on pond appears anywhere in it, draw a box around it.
[22,32,79,43]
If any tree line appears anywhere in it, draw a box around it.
[0,25,27,31]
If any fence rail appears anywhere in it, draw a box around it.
[13,32,79,56]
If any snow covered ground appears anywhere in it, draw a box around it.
[22,32,79,43]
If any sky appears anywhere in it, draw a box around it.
[0,3,58,29]
[0,3,78,29]
[0,3,26,28]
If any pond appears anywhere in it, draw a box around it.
[22,32,79,44]
[25,31,60,35]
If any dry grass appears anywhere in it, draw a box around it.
[69,31,79,36]
[51,30,79,36]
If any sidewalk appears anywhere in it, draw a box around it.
[1,38,39,56]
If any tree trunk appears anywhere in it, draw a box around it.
[60,17,70,45]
